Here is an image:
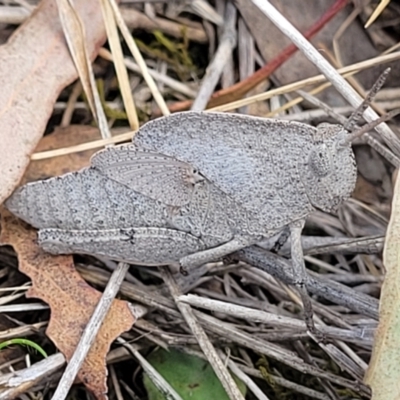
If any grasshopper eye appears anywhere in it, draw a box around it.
[187,167,204,184]
[308,144,332,177]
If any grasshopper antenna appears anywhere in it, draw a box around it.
[344,67,391,132]
[343,108,400,145]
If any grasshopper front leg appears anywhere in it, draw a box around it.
[289,220,318,336]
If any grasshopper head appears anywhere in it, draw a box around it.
[301,123,357,213]
[300,68,396,213]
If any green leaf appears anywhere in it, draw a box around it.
[143,349,246,400]
[0,338,48,358]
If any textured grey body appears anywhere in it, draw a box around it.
[5,111,357,268]
[6,160,258,265]
[9,65,392,336]
[129,112,357,221]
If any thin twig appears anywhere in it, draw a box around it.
[211,51,400,112]
[52,263,130,400]
[166,0,350,112]
[251,0,400,155]
[0,353,65,399]
[109,0,171,117]
[100,0,139,130]
[160,266,245,400]
[191,2,237,111]
[117,338,183,400]
[55,0,111,139]
[99,48,197,98]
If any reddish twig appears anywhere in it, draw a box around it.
[162,0,349,114]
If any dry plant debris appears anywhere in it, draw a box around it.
[24,125,103,183]
[0,0,399,399]
[0,124,136,398]
[0,209,136,398]
[0,0,111,204]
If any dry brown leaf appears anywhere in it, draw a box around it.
[0,209,136,398]
[0,0,113,205]
[353,145,393,205]
[353,175,384,205]
[364,170,400,399]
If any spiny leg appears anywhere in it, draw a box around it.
[179,235,258,272]
[289,220,318,336]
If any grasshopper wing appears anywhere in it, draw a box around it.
[91,145,202,207]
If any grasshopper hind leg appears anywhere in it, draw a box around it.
[38,227,206,266]
[179,235,261,272]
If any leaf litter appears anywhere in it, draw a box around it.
[0,0,112,205]
[0,0,400,399]
[0,209,135,399]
